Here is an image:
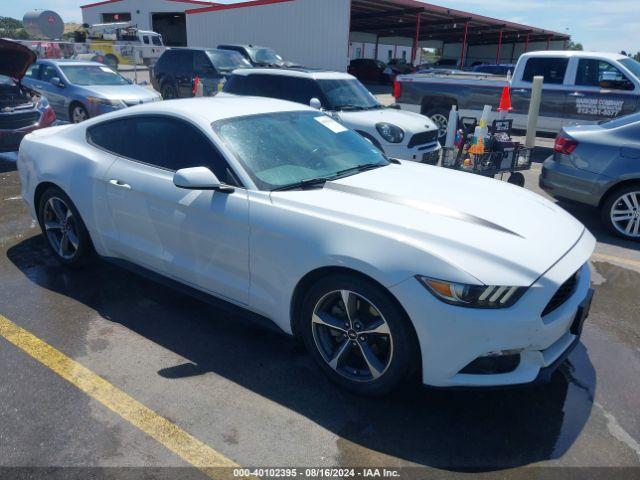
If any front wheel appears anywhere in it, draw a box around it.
[299,274,418,396]
[38,187,93,266]
[70,103,89,123]
[601,185,640,241]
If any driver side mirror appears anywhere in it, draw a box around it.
[173,167,234,192]
[50,77,65,88]
[309,97,322,110]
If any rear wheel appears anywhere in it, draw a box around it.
[70,103,89,123]
[424,108,450,141]
[37,187,92,266]
[601,185,640,241]
[161,83,178,100]
[299,274,418,396]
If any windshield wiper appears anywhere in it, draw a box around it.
[333,163,386,178]
[271,177,332,192]
[334,104,367,111]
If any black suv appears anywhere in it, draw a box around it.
[151,48,251,99]
[217,44,298,68]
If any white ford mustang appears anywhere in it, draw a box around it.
[18,96,595,395]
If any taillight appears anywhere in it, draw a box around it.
[393,80,402,99]
[554,133,578,155]
[41,106,56,126]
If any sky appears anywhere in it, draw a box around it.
[2,0,638,54]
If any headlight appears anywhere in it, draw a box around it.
[416,276,526,309]
[376,122,404,143]
[87,96,126,108]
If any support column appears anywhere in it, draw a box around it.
[524,33,529,52]
[411,12,421,65]
[546,35,551,50]
[496,29,503,64]
[374,34,380,61]
[459,21,469,68]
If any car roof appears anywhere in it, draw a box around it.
[37,59,106,67]
[86,96,313,125]
[219,44,267,49]
[520,51,627,61]
[231,68,354,81]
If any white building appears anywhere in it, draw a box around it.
[81,0,570,71]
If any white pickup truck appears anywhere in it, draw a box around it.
[393,51,640,138]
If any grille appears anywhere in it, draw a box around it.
[0,111,41,130]
[407,130,438,148]
[542,270,579,317]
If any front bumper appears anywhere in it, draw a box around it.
[384,142,441,163]
[390,230,595,387]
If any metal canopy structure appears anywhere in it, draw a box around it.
[350,0,570,64]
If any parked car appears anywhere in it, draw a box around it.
[348,58,393,84]
[221,68,441,163]
[22,60,160,123]
[217,44,298,68]
[386,58,416,75]
[19,96,595,394]
[394,51,640,140]
[0,39,56,152]
[473,63,516,76]
[541,113,640,241]
[151,48,252,99]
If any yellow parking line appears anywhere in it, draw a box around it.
[592,252,640,269]
[0,314,238,479]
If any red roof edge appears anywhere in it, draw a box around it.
[81,0,124,9]
[186,0,295,15]
[82,0,219,9]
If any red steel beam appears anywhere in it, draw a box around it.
[459,21,469,68]
[411,12,421,64]
[496,29,503,63]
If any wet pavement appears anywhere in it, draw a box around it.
[0,152,639,479]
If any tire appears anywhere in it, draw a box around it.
[70,103,89,123]
[37,187,93,266]
[299,273,418,396]
[105,54,119,69]
[601,184,640,241]
[161,83,178,100]
[424,107,451,141]
[508,172,525,187]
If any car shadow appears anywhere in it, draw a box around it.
[6,235,596,471]
[0,153,17,173]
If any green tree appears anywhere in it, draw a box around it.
[567,41,583,51]
[0,17,30,39]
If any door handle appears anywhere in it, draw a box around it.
[569,92,585,97]
[109,179,131,189]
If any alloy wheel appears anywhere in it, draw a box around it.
[72,106,87,123]
[43,197,80,260]
[312,290,393,382]
[431,113,448,139]
[610,191,640,238]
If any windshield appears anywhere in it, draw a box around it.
[213,111,388,190]
[60,65,129,86]
[151,36,162,46]
[208,50,251,71]
[620,58,640,80]
[317,79,381,111]
[248,47,283,65]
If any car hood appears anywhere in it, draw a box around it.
[335,108,437,135]
[271,161,588,286]
[78,84,160,103]
[0,39,37,79]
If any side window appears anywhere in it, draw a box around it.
[193,51,215,76]
[40,65,59,82]
[222,74,247,94]
[142,36,150,45]
[242,74,279,97]
[576,59,634,90]
[25,64,40,79]
[122,116,234,183]
[87,119,130,157]
[176,50,194,72]
[278,77,322,105]
[522,58,569,84]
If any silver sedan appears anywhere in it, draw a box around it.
[541,113,640,241]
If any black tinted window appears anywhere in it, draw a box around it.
[576,59,633,90]
[522,58,568,84]
[173,50,194,71]
[224,74,322,105]
[193,50,215,75]
[88,116,235,183]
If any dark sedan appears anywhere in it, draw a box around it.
[540,113,640,241]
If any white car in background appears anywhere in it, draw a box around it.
[18,96,594,395]
[220,68,442,164]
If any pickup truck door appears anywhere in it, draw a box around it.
[563,58,640,127]
[510,56,572,133]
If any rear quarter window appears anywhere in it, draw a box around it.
[522,58,569,84]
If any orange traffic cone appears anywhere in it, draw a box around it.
[192,76,200,95]
[497,86,513,112]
